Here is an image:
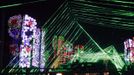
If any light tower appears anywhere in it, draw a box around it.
[124,37,134,63]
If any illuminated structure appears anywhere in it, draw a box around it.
[8,15,22,65]
[57,36,64,56]
[62,41,73,64]
[71,45,125,71]
[19,14,36,68]
[124,37,134,63]
[51,36,74,68]
[41,0,127,73]
[51,36,65,68]
[19,14,39,68]
[2,0,134,74]
[40,30,45,71]
[7,14,45,73]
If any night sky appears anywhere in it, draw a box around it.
[81,22,134,53]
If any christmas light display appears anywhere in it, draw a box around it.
[4,0,133,74]
[8,15,22,65]
[9,44,19,56]
[7,14,45,70]
[40,30,45,71]
[62,41,73,64]
[8,14,22,28]
[32,28,40,67]
[8,28,20,39]
[124,38,134,63]
[19,14,36,68]
[57,36,64,56]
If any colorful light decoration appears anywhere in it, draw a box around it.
[52,36,74,64]
[8,28,20,39]
[62,41,73,64]
[9,44,18,56]
[8,14,45,70]
[32,28,40,67]
[8,15,22,66]
[57,36,64,56]
[19,14,38,68]
[124,37,134,63]
[8,14,22,28]
[40,30,45,71]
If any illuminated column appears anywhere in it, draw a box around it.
[32,28,40,67]
[40,30,46,71]
[124,40,129,62]
[8,15,22,65]
[19,14,37,68]
[124,38,134,63]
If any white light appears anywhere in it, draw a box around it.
[56,73,62,75]
[18,14,43,69]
